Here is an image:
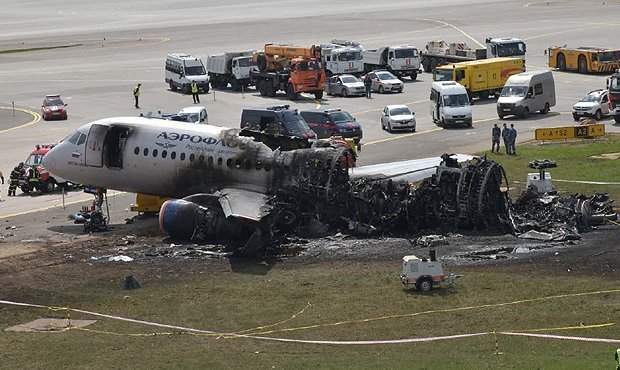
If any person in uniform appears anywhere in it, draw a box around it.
[133,83,141,108]
[363,74,372,99]
[191,81,200,104]
[27,166,40,194]
[0,169,4,201]
[510,123,517,155]
[8,163,24,196]
[491,123,501,153]
[501,123,510,155]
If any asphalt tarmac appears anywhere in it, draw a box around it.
[1,0,619,218]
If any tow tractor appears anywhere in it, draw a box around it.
[400,250,457,292]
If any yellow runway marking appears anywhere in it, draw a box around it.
[0,107,41,133]
[0,191,126,219]
[421,19,484,48]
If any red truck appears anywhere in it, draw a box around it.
[20,144,71,193]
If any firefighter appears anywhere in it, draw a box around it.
[27,166,41,194]
[8,163,24,196]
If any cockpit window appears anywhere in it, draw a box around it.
[68,132,81,144]
[77,133,87,145]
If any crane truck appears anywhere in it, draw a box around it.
[608,71,620,123]
[250,44,325,101]
[362,45,421,80]
[421,37,526,73]
[207,51,256,90]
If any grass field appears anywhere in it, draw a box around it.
[1,262,620,369]
[485,133,620,203]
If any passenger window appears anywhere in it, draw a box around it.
[189,154,195,162]
[143,148,149,156]
[255,161,262,170]
[208,156,213,165]
[171,152,176,160]
[534,83,543,95]
[153,149,158,157]
[162,150,167,159]
[180,153,186,161]
[134,147,140,155]
[199,155,204,163]
[244,159,252,169]
[217,157,223,166]
[77,134,87,145]
[226,158,232,167]
[235,159,242,169]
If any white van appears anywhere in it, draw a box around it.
[430,81,472,127]
[497,71,556,119]
[178,106,208,124]
[165,53,210,94]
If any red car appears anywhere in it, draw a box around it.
[41,94,68,120]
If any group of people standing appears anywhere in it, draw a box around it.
[492,123,518,155]
[133,81,201,108]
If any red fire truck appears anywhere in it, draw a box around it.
[20,144,71,193]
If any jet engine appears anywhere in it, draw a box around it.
[159,199,250,242]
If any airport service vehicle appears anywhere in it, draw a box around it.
[207,51,256,90]
[251,44,325,100]
[178,106,208,124]
[20,144,70,193]
[240,105,316,139]
[366,70,404,93]
[547,46,620,73]
[381,105,416,132]
[165,53,210,93]
[497,71,556,119]
[362,45,421,80]
[400,252,446,292]
[607,72,620,123]
[572,89,610,121]
[325,74,365,97]
[41,94,68,120]
[321,41,364,76]
[430,81,472,127]
[433,57,524,99]
[299,108,363,143]
[421,37,526,73]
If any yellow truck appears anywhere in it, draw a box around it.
[433,57,524,99]
[547,46,620,73]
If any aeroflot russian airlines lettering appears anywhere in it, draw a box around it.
[156,131,250,149]
[156,132,241,148]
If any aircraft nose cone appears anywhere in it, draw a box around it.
[42,152,56,171]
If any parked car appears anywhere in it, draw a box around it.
[41,94,68,120]
[299,108,363,143]
[240,105,316,139]
[325,74,365,97]
[381,105,416,132]
[572,89,610,121]
[366,70,404,93]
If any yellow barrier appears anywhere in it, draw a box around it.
[535,123,605,141]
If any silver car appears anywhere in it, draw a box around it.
[326,74,365,97]
[381,104,416,132]
[367,70,404,93]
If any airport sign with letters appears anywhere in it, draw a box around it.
[535,124,606,141]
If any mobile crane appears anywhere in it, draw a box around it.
[251,44,325,100]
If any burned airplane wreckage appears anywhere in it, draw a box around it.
[164,147,516,254]
[44,117,614,255]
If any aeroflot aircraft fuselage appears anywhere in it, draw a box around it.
[42,117,274,197]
